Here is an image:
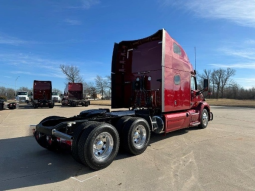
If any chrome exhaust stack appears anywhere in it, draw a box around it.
[52,129,73,140]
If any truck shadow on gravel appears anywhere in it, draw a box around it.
[17,103,86,109]
[17,103,61,110]
[0,136,95,190]
[0,127,198,190]
[18,105,53,109]
[149,126,200,144]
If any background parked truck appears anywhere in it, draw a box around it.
[0,97,17,110]
[32,29,213,170]
[52,92,61,103]
[31,80,54,108]
[16,91,29,103]
[61,82,90,107]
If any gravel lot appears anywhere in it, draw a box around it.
[0,104,255,191]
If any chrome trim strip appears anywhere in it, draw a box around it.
[161,29,166,112]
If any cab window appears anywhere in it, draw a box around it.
[174,75,180,85]
[173,43,182,55]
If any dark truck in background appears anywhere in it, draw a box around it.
[0,98,17,110]
[31,80,54,108]
[32,29,213,170]
[61,82,90,107]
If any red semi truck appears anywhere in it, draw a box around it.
[31,29,213,170]
[61,83,90,107]
[31,80,54,108]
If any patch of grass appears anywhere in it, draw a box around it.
[206,99,255,108]
[90,100,111,106]
[90,99,255,108]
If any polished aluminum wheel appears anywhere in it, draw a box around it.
[132,125,147,149]
[93,132,113,161]
[202,111,208,126]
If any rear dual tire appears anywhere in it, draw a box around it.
[71,121,99,163]
[117,117,151,155]
[77,123,120,170]
[49,104,54,108]
[122,117,151,155]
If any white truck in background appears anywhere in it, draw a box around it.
[52,92,61,103]
[16,91,29,103]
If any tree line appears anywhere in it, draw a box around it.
[198,68,255,100]
[0,65,111,100]
[1,65,254,100]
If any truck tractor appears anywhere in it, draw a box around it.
[52,92,61,103]
[61,83,90,107]
[31,80,54,108]
[16,91,29,103]
[31,29,213,170]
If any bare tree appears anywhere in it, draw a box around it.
[89,86,97,100]
[106,75,111,89]
[95,75,108,99]
[220,68,235,98]
[224,82,240,99]
[210,68,235,99]
[52,88,62,94]
[0,87,16,99]
[106,75,111,99]
[86,82,97,100]
[0,87,6,96]
[17,87,32,92]
[211,69,223,99]
[60,64,83,83]
[6,88,15,99]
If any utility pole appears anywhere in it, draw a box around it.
[15,76,20,96]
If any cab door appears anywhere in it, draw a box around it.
[190,76,201,107]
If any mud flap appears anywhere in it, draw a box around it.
[210,112,213,121]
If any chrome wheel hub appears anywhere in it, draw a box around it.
[95,140,104,150]
[202,112,208,126]
[93,132,113,161]
[132,125,146,149]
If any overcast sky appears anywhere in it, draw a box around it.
[1,0,255,91]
